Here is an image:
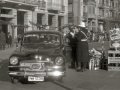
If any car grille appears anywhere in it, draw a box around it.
[20,63,45,71]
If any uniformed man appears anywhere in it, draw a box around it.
[76,22,89,72]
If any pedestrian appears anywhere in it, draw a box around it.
[0,30,6,50]
[17,34,22,43]
[66,26,78,68]
[6,32,12,48]
[76,22,89,72]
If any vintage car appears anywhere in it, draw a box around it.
[8,30,67,83]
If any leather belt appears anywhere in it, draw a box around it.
[81,39,87,41]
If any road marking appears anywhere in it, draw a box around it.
[109,72,119,77]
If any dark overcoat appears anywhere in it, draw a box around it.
[77,28,89,62]
[0,32,6,45]
[7,35,12,44]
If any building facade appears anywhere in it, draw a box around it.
[0,0,68,39]
[68,0,120,32]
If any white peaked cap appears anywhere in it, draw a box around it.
[78,22,86,27]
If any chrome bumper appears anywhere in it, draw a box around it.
[8,71,66,77]
[8,65,66,77]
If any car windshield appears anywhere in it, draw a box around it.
[23,33,61,46]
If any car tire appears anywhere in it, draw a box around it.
[11,77,19,84]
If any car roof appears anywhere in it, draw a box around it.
[24,30,63,36]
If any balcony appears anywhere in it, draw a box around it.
[106,16,114,21]
[83,0,88,5]
[3,0,38,5]
[0,0,38,10]
[60,5,65,13]
[47,2,61,11]
[98,3,105,8]
[0,14,14,18]
[109,6,115,11]
[68,12,73,17]
[97,15,105,20]
[38,1,46,10]
[83,12,87,18]
[68,0,73,4]
[87,14,96,19]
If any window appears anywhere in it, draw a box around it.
[99,9,104,16]
[88,6,95,14]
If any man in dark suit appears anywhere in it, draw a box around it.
[7,32,12,48]
[66,27,78,68]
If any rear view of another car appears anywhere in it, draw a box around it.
[8,31,66,83]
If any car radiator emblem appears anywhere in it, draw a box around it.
[32,64,40,69]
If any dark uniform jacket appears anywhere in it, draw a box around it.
[77,27,89,62]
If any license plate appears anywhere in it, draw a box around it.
[28,76,44,81]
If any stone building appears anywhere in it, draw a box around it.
[68,0,120,32]
[0,0,68,39]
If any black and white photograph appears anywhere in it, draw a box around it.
[0,0,120,90]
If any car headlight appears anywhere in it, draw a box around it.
[10,56,19,65]
[55,57,64,65]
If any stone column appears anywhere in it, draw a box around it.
[42,13,48,25]
[24,11,32,31]
[9,9,17,46]
[52,15,58,30]
[32,11,37,30]
[9,9,17,38]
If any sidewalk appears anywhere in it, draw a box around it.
[0,46,16,61]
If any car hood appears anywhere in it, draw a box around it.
[12,45,61,56]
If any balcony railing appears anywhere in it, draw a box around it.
[87,14,96,19]
[47,2,62,11]
[38,1,46,9]
[8,0,38,5]
[97,15,104,20]
[68,0,73,4]
[83,0,88,5]
[109,6,115,10]
[98,3,105,8]
[68,12,73,17]
[0,14,14,18]
[83,12,87,18]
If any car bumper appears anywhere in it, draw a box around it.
[8,66,66,78]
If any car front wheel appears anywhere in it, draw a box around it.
[54,76,64,82]
[10,77,19,84]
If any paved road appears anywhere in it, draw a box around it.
[0,60,120,90]
[0,42,120,90]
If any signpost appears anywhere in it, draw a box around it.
[108,28,120,71]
